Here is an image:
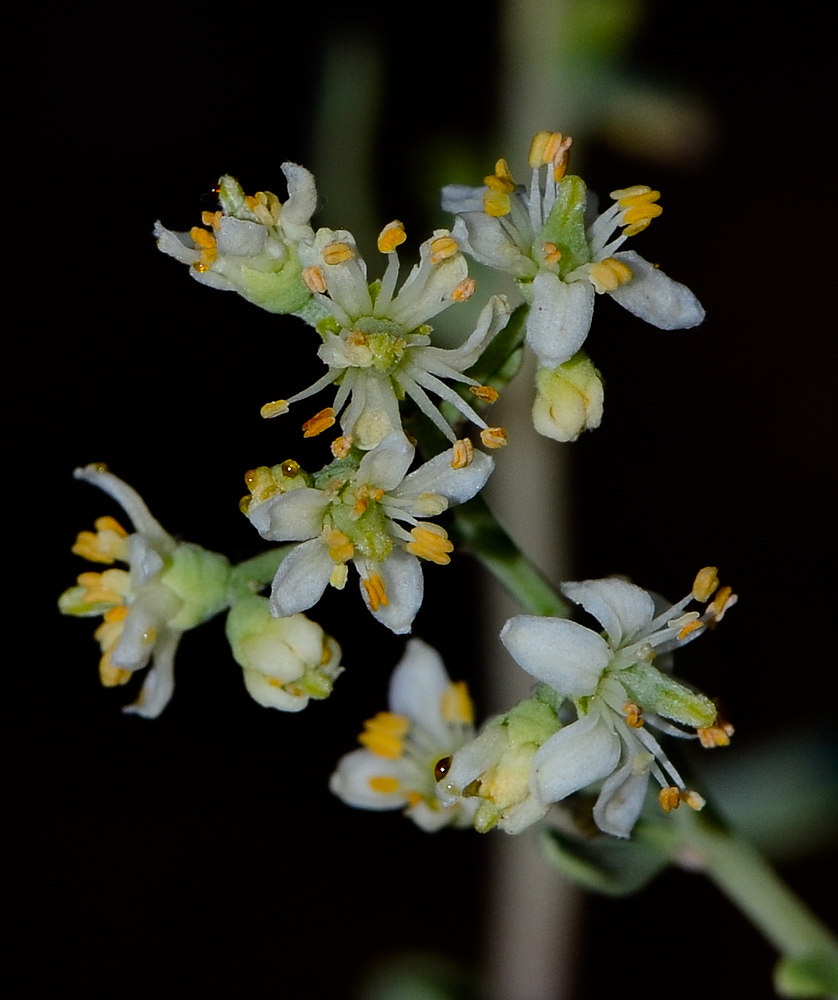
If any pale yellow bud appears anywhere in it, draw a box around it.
[531,353,604,442]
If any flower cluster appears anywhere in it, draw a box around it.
[436,569,735,838]
[59,465,231,717]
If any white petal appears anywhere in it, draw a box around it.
[113,584,182,672]
[358,550,423,635]
[609,251,705,329]
[329,748,413,810]
[280,162,317,237]
[241,668,310,712]
[592,755,650,838]
[269,540,332,617]
[216,216,266,256]
[247,488,329,542]
[500,615,610,696]
[122,630,181,719]
[357,431,414,490]
[438,721,508,805]
[73,465,173,548]
[441,184,485,214]
[496,793,551,834]
[526,271,595,368]
[394,448,493,507]
[405,799,463,832]
[388,639,451,745]
[561,578,655,649]
[530,712,620,804]
[450,213,533,276]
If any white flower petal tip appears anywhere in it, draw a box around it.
[442,133,703,372]
[330,641,478,830]
[498,567,736,836]
[243,433,491,634]
[60,468,231,717]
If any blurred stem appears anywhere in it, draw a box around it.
[453,496,568,618]
[638,809,838,994]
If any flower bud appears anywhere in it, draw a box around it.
[532,352,604,442]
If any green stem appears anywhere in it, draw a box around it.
[452,495,568,617]
[639,809,838,994]
[227,547,292,602]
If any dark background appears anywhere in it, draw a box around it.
[15,2,835,997]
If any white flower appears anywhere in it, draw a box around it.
[499,569,736,837]
[244,431,493,634]
[226,596,342,712]
[442,130,705,369]
[261,222,511,451]
[155,164,320,316]
[330,639,478,831]
[59,465,230,717]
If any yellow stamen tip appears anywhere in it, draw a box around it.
[331,435,353,459]
[322,241,354,266]
[450,277,477,302]
[369,776,400,794]
[441,680,475,725]
[302,407,336,438]
[692,566,719,602]
[430,235,459,263]
[302,265,327,294]
[406,523,454,565]
[659,786,681,813]
[469,384,499,404]
[377,220,407,254]
[622,701,643,728]
[483,189,511,217]
[480,427,508,449]
[362,573,389,611]
[450,439,474,469]
[260,399,289,419]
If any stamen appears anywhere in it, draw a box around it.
[480,427,508,449]
[358,711,410,759]
[484,159,516,193]
[331,435,353,459]
[329,564,349,589]
[322,241,355,265]
[682,790,706,811]
[542,241,562,267]
[678,620,705,641]
[430,235,459,263]
[260,399,289,419]
[708,585,737,623]
[302,407,336,437]
[323,529,354,564]
[377,220,407,253]
[451,439,474,469]
[441,681,475,724]
[692,566,720,602]
[450,277,477,302]
[469,385,499,403]
[483,189,511,217]
[363,573,389,611]
[103,605,128,623]
[190,226,216,251]
[406,524,454,565]
[659,786,682,813]
[302,265,326,294]
[369,776,400,794]
[529,131,553,168]
[623,701,643,728]
[543,132,572,181]
[697,721,735,748]
[610,185,654,201]
[99,651,132,688]
[587,258,633,293]
[201,210,222,229]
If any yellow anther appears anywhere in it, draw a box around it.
[622,702,643,728]
[678,619,705,641]
[323,241,354,265]
[480,426,508,449]
[529,131,553,168]
[430,235,459,263]
[99,651,132,688]
[359,711,409,758]
[450,277,477,302]
[441,681,475,725]
[692,566,719,602]
[542,241,562,267]
[407,791,425,807]
[323,529,354,564]
[201,210,222,229]
[103,604,128,623]
[362,573,389,611]
[190,226,216,250]
[622,218,654,238]
[588,258,633,294]
[260,399,289,419]
[406,523,454,565]
[610,185,654,202]
[96,516,127,538]
[483,188,511,217]
[698,720,735,748]
[623,203,663,226]
[682,790,706,811]
[76,571,125,606]
[329,563,349,589]
[708,585,737,623]
[469,384,499,404]
[659,786,682,813]
[377,220,407,254]
[302,265,326,294]
[302,407,336,438]
[331,435,353,459]
[451,438,474,469]
[72,516,130,564]
[369,776,400,794]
